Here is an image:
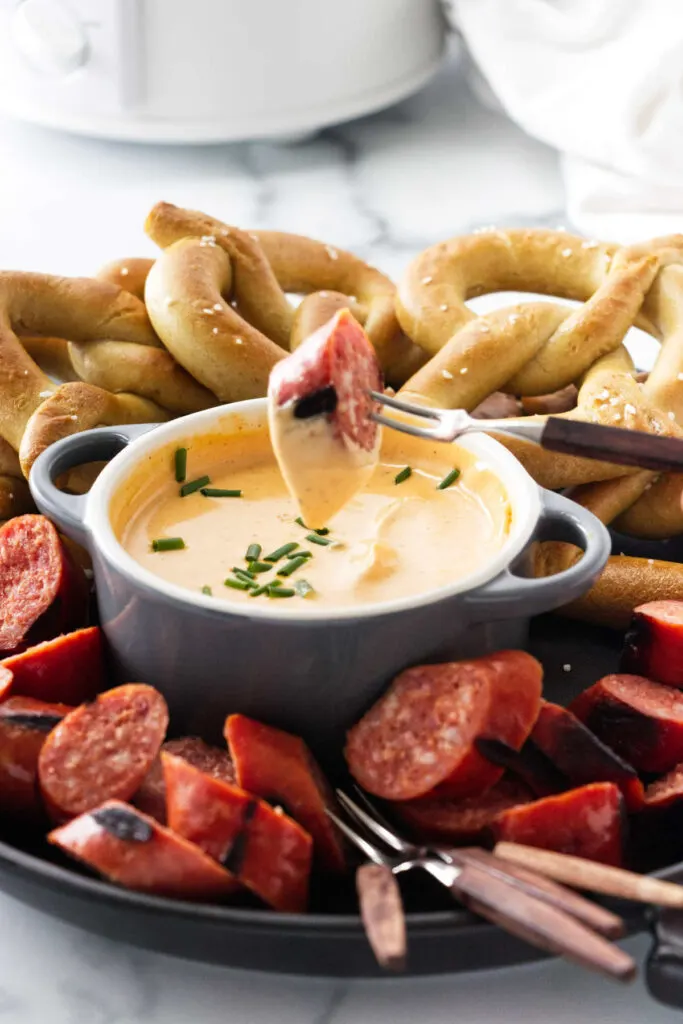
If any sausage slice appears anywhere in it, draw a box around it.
[492,782,626,867]
[49,800,240,901]
[570,674,683,774]
[345,651,542,801]
[1,626,104,705]
[225,714,346,873]
[0,515,88,652]
[622,600,683,688]
[0,695,72,819]
[164,753,312,913]
[134,736,235,824]
[39,683,169,821]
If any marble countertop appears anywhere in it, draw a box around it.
[0,48,680,1023]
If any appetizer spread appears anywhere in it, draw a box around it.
[1,514,683,905]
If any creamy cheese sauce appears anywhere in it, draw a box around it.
[268,402,380,530]
[113,425,512,612]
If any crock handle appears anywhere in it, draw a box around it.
[462,488,611,620]
[29,423,159,549]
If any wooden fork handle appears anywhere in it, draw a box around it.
[356,864,407,972]
[449,847,625,939]
[449,861,636,983]
[494,842,683,909]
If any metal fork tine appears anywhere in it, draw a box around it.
[336,790,412,854]
[326,809,390,866]
[369,390,441,420]
[370,412,440,438]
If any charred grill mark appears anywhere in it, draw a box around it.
[221,799,258,876]
[0,712,65,732]
[584,700,658,761]
[475,735,566,798]
[92,806,154,843]
[293,386,338,419]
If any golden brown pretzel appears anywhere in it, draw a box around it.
[96,257,155,301]
[144,201,426,384]
[19,382,168,478]
[0,270,160,452]
[145,237,286,402]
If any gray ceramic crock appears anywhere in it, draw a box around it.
[29,400,611,760]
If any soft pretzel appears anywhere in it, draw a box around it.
[144,237,286,402]
[0,271,160,453]
[144,201,426,385]
[67,339,216,415]
[96,257,154,302]
[19,382,168,479]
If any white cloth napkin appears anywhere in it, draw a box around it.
[444,0,683,241]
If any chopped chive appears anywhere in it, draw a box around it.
[180,475,210,497]
[394,466,412,485]
[174,447,187,483]
[201,585,212,596]
[295,579,315,598]
[298,551,313,559]
[151,537,185,552]
[245,543,262,562]
[277,555,309,577]
[264,542,299,563]
[200,488,242,498]
[295,516,329,535]
[306,533,331,546]
[232,567,256,581]
[249,561,273,574]
[437,468,461,490]
[268,585,295,598]
[248,584,270,597]
[224,578,251,591]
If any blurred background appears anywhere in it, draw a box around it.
[0,0,566,277]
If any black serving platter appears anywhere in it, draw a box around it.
[1,614,683,1003]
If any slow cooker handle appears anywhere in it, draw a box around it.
[28,423,160,548]
[462,489,611,620]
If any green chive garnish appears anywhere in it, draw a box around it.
[200,488,242,498]
[174,447,187,483]
[151,537,185,552]
[180,475,210,497]
[277,555,308,577]
[246,543,262,562]
[295,516,329,535]
[306,533,331,546]
[224,578,251,591]
[268,586,295,598]
[437,468,461,490]
[264,542,299,563]
[232,567,256,581]
[248,585,270,597]
[201,585,212,596]
[298,551,313,559]
[394,466,412,485]
[249,561,273,574]
[295,579,315,598]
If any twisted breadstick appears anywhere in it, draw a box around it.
[145,201,425,384]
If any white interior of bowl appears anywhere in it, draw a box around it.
[84,398,542,622]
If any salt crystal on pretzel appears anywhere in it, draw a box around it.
[268,309,382,529]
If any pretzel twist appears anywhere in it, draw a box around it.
[144,201,426,385]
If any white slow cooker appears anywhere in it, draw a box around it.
[0,0,447,142]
